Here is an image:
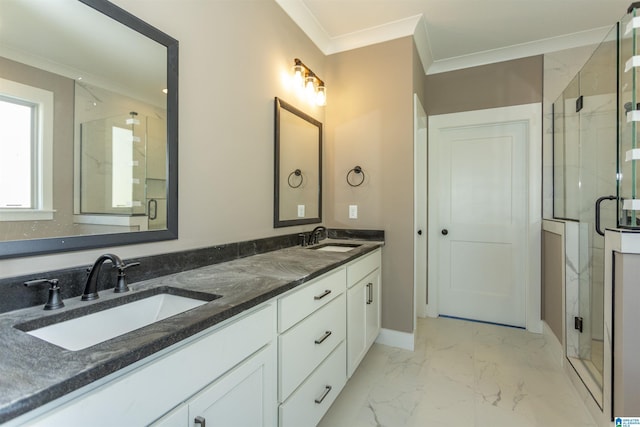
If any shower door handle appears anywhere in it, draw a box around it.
[595,195,616,236]
[148,199,158,220]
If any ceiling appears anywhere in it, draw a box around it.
[275,0,631,74]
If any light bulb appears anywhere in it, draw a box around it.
[293,64,304,89]
[316,85,326,106]
[305,75,316,102]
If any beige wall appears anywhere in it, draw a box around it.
[325,37,417,333]
[0,0,326,277]
[425,55,543,115]
[0,57,75,241]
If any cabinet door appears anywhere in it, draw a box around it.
[151,404,188,427]
[188,344,277,427]
[347,280,366,378]
[365,269,381,349]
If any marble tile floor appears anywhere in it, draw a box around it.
[319,317,597,427]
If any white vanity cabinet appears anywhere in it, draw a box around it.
[277,268,347,427]
[9,246,383,427]
[152,343,276,427]
[16,304,277,427]
[346,249,381,377]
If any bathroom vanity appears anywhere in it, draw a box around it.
[0,242,382,426]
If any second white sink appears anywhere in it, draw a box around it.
[310,243,362,252]
[24,293,209,351]
[316,245,358,252]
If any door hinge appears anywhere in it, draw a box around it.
[574,316,584,333]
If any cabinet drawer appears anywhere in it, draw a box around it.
[279,341,346,427]
[278,268,346,333]
[279,294,346,401]
[347,249,381,288]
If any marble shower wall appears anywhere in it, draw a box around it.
[543,46,598,219]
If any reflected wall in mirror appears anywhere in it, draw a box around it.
[0,0,178,258]
[274,98,322,227]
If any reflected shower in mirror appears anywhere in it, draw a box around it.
[0,0,178,258]
[274,97,322,227]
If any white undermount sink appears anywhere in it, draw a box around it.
[310,243,362,252]
[22,293,210,351]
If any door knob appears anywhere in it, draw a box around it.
[441,229,448,236]
[417,230,422,235]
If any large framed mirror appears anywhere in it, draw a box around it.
[0,0,178,259]
[274,98,322,228]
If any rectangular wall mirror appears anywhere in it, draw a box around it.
[274,97,322,227]
[0,0,178,258]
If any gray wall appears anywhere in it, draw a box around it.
[613,252,640,416]
[425,56,543,115]
[542,230,564,344]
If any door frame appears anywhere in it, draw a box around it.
[426,103,542,333]
[414,94,428,325]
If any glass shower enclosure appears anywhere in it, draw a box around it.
[553,24,618,407]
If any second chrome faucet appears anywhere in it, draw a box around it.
[82,254,140,301]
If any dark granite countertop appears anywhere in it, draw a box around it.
[0,240,382,424]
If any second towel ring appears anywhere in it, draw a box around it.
[288,169,304,188]
[347,166,365,187]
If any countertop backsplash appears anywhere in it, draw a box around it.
[0,229,384,314]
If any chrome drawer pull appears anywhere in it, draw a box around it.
[314,385,332,404]
[366,283,373,304]
[314,289,331,300]
[314,330,332,344]
[194,416,206,427]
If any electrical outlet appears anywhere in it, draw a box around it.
[349,205,358,219]
[297,205,305,218]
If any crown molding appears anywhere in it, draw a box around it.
[274,0,333,53]
[275,1,612,76]
[325,14,422,55]
[275,0,422,55]
[426,26,612,75]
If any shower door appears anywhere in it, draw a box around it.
[554,23,618,407]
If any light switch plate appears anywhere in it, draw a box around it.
[297,205,305,218]
[349,205,358,219]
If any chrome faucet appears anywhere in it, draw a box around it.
[82,254,139,301]
[309,226,327,245]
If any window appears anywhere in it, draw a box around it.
[111,126,134,208]
[0,78,54,221]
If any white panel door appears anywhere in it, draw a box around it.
[434,119,528,327]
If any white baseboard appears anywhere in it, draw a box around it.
[375,328,415,351]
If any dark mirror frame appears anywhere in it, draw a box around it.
[274,97,322,228]
[0,0,179,259]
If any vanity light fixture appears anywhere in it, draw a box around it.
[293,58,326,106]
